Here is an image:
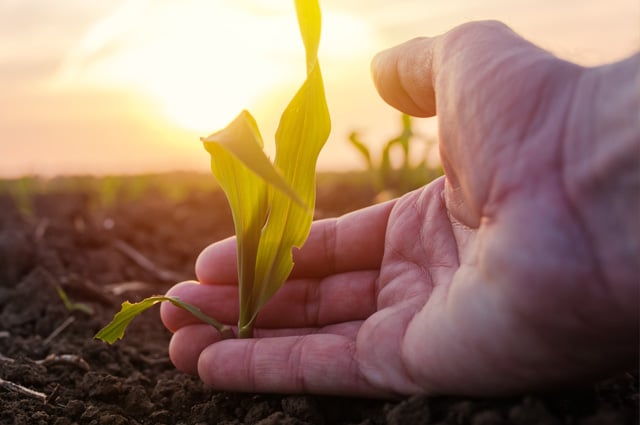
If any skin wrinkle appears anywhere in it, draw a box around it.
[415,187,453,288]
[325,217,340,273]
[371,191,445,394]
[303,272,321,327]
[348,337,384,397]
[377,199,429,308]
[349,338,376,396]
[443,205,473,271]
[324,209,384,275]
[205,338,258,391]
[356,329,385,394]
[478,62,559,222]
[395,39,433,117]
[439,89,482,225]
[377,254,401,302]
[399,195,437,393]
[440,152,470,229]
[429,189,460,324]
[447,28,559,228]
[376,249,410,307]
[309,215,337,276]
[397,314,424,395]
[511,60,556,143]
[324,215,386,309]
[370,272,382,323]
[290,335,309,393]
[363,301,424,396]
[246,340,260,391]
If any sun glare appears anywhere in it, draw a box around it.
[54,1,374,135]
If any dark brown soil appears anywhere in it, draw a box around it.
[0,173,637,425]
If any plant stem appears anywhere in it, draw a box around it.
[237,324,254,339]
[219,326,236,339]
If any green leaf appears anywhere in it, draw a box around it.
[246,0,330,335]
[201,111,305,209]
[56,285,94,315]
[251,59,330,319]
[94,296,233,344]
[295,0,322,71]
[348,131,373,170]
[200,0,330,338]
[202,111,304,333]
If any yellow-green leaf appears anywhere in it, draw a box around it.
[201,0,330,338]
[202,116,268,319]
[94,296,233,344]
[295,0,322,71]
[202,111,305,209]
[244,1,330,332]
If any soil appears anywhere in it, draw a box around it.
[0,173,637,425]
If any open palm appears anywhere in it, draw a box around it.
[161,21,639,397]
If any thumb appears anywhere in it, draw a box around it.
[371,21,561,229]
[371,21,534,119]
[371,36,437,118]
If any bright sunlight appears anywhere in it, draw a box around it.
[53,0,373,134]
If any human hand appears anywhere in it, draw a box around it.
[161,21,640,397]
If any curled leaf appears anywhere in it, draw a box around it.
[94,296,233,344]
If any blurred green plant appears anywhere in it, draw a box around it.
[56,286,94,316]
[348,114,442,199]
[97,176,121,207]
[3,176,38,218]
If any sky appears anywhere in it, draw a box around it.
[1,0,638,177]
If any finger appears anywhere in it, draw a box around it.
[169,323,222,375]
[169,321,363,375]
[196,300,427,397]
[372,21,559,230]
[371,37,436,117]
[371,21,534,119]
[197,334,386,397]
[195,199,396,285]
[161,266,378,331]
[195,237,236,285]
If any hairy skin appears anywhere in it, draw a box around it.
[161,21,639,397]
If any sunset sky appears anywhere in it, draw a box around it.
[1,0,638,177]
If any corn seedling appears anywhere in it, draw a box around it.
[96,0,329,342]
[5,176,37,219]
[56,286,94,316]
[348,114,442,198]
